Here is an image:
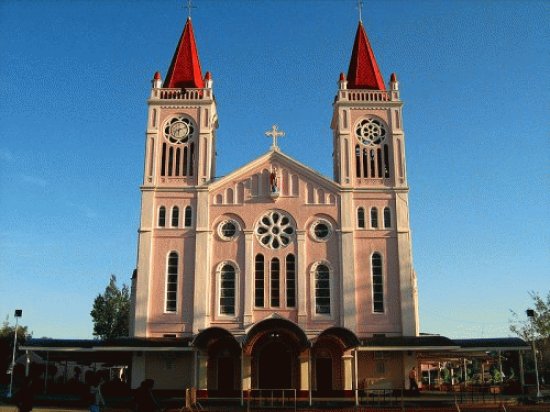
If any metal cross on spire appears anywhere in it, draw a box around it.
[357,0,364,23]
[265,125,285,150]
[185,0,197,19]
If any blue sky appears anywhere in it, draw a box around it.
[0,0,548,339]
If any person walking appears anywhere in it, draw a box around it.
[15,377,34,412]
[134,379,160,412]
[89,377,106,412]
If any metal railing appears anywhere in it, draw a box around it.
[247,389,296,411]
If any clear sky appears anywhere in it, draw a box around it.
[0,0,548,340]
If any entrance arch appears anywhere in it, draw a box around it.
[243,316,309,390]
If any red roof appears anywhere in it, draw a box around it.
[347,22,385,90]
[164,17,204,89]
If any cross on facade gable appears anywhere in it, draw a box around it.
[265,125,285,150]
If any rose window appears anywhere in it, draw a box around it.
[255,210,295,249]
[163,116,195,144]
[355,118,386,146]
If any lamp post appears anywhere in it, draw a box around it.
[526,309,542,399]
[8,309,22,398]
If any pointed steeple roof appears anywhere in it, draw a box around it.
[163,17,204,89]
[347,22,385,90]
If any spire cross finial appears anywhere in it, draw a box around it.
[185,0,197,19]
[357,0,363,23]
[265,125,285,150]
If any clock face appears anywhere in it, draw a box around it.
[355,118,386,146]
[164,116,194,144]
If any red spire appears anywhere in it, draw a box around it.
[164,17,204,89]
[347,22,385,90]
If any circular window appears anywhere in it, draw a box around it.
[355,118,386,146]
[255,210,295,249]
[310,219,332,242]
[163,116,195,144]
[218,219,239,241]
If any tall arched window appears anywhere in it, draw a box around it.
[384,207,391,228]
[315,264,331,314]
[165,252,178,312]
[255,254,264,307]
[286,254,296,308]
[372,253,384,313]
[171,206,179,227]
[370,207,378,228]
[184,206,192,227]
[271,258,280,307]
[158,206,166,227]
[357,207,365,228]
[219,264,235,315]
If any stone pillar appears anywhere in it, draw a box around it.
[197,353,208,390]
[342,353,353,390]
[299,350,310,391]
[242,353,252,391]
[296,231,307,326]
[243,231,254,326]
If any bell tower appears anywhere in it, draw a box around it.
[132,17,218,338]
[331,22,406,190]
[332,20,418,337]
[143,17,218,189]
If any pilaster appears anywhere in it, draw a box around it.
[243,231,254,326]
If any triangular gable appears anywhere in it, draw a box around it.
[209,149,339,195]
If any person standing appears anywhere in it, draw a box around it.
[409,366,419,393]
[89,377,106,412]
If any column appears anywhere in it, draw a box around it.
[342,353,353,391]
[197,352,208,390]
[296,231,307,326]
[299,350,310,392]
[243,231,254,326]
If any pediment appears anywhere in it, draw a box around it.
[209,150,339,206]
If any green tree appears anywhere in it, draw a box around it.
[0,317,29,384]
[510,291,550,340]
[90,275,130,339]
[510,291,550,382]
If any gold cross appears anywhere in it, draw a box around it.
[265,125,285,150]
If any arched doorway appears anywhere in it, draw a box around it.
[193,327,241,396]
[258,340,292,389]
[243,316,310,390]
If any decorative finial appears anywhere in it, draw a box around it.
[357,0,363,23]
[185,0,197,19]
[265,125,285,150]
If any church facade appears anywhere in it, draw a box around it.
[129,15,423,394]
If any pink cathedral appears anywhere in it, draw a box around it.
[129,15,423,395]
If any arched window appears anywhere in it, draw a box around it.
[158,206,166,227]
[165,252,178,312]
[384,207,391,228]
[255,254,264,307]
[219,264,235,315]
[384,144,390,178]
[372,253,384,313]
[184,206,192,227]
[357,207,365,228]
[315,264,331,314]
[370,207,378,228]
[286,254,296,308]
[271,258,280,307]
[161,143,167,176]
[171,206,179,227]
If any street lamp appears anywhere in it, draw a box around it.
[8,309,22,398]
[526,309,542,399]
